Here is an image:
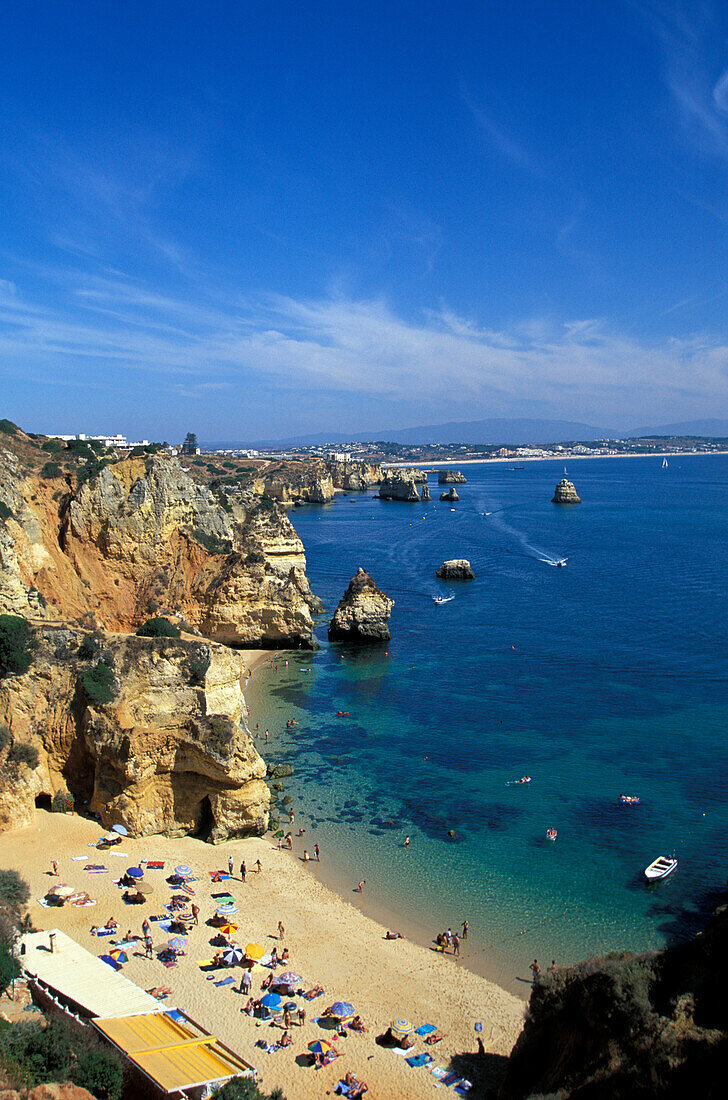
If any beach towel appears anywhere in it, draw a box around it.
[109,852,129,857]
[455,1081,473,1095]
[415,1024,437,1036]
[36,898,52,908]
[146,861,165,869]
[214,975,235,987]
[72,898,96,907]
[72,855,90,861]
[335,1083,352,1097]
[389,1047,412,1056]
[438,1072,460,1086]
[165,1009,185,1022]
[92,928,116,936]
[85,865,108,873]
[430,1067,448,1080]
[406,1053,434,1068]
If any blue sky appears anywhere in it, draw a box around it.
[2,0,728,440]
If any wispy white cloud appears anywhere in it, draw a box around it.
[1,267,728,420]
[461,89,544,176]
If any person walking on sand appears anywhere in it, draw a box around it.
[239,969,252,996]
[142,918,151,938]
[314,843,320,861]
[144,934,153,959]
[228,855,234,877]
[51,860,58,876]
[461,919,469,939]
[298,1005,306,1026]
[240,861,247,883]
[278,921,285,941]
[255,859,262,873]
[191,903,199,926]
[548,959,557,973]
[453,933,461,957]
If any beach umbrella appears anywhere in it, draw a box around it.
[260,992,282,1009]
[167,936,188,951]
[216,904,237,915]
[218,923,238,935]
[47,884,75,898]
[222,945,244,966]
[99,954,120,970]
[283,1001,298,1012]
[133,882,154,895]
[308,1040,332,1054]
[330,1001,354,1020]
[109,948,128,963]
[390,1018,414,1039]
[111,823,128,835]
[245,943,264,960]
[104,833,119,842]
[175,864,192,876]
[126,866,144,878]
[277,971,303,986]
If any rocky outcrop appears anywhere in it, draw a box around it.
[0,628,269,840]
[421,483,431,501]
[326,459,384,491]
[438,470,467,484]
[388,466,427,483]
[378,474,420,502]
[440,488,459,501]
[436,559,474,580]
[500,903,728,1099]
[262,472,335,504]
[552,478,581,503]
[0,450,319,647]
[328,568,394,644]
[0,1085,97,1100]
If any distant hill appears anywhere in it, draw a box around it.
[623,419,728,438]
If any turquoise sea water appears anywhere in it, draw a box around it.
[247,455,728,995]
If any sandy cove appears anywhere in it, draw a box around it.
[0,811,524,1099]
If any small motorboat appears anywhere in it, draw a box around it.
[620,795,641,804]
[433,595,454,604]
[555,558,567,568]
[514,775,532,785]
[336,711,350,718]
[645,855,677,882]
[545,827,558,842]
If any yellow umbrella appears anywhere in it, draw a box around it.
[219,923,238,935]
[245,942,264,960]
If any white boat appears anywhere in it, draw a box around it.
[433,595,454,604]
[644,855,677,881]
[662,457,668,468]
[555,558,567,567]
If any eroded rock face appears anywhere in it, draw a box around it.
[436,559,474,580]
[326,459,384,491]
[0,629,269,840]
[438,470,467,484]
[328,568,394,644]
[421,483,431,501]
[0,451,318,647]
[552,478,581,503]
[440,488,459,501]
[378,474,420,502]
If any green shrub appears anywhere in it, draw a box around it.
[192,529,232,555]
[6,742,39,770]
[0,1017,123,1099]
[0,869,30,911]
[80,661,116,705]
[0,935,13,997]
[0,615,37,678]
[39,462,62,479]
[51,790,74,813]
[41,439,62,453]
[78,632,101,660]
[72,1044,124,1100]
[210,1075,287,1099]
[136,617,181,639]
[0,420,18,435]
[0,726,10,752]
[244,550,265,565]
[0,502,12,522]
[207,715,235,755]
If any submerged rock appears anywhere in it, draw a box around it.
[328,567,394,644]
[552,478,581,503]
[438,470,467,484]
[436,559,474,580]
[440,488,459,501]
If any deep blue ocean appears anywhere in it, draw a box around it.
[247,455,728,994]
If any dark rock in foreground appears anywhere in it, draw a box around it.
[440,488,459,501]
[328,567,394,644]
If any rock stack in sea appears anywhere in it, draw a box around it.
[552,478,581,504]
[421,483,431,501]
[438,470,467,484]
[436,559,474,580]
[328,567,394,644]
[378,473,420,502]
[440,487,459,501]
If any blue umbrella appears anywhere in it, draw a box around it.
[99,954,120,970]
[261,992,282,1009]
[126,866,144,878]
[330,1001,354,1019]
[112,823,128,835]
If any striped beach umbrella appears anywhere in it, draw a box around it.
[109,948,128,963]
[390,1018,414,1039]
[308,1040,331,1054]
[330,1001,354,1020]
[218,923,238,935]
[222,945,244,966]
[276,971,302,986]
[167,936,188,951]
[216,903,238,915]
[175,864,192,876]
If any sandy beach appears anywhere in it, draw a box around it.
[0,810,524,1099]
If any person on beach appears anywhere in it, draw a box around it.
[142,918,150,938]
[303,849,310,862]
[530,959,541,980]
[314,843,320,861]
[144,934,153,959]
[255,859,262,873]
[51,860,58,876]
[453,933,461,957]
[404,836,410,847]
[240,861,247,882]
[297,1005,306,1026]
[385,930,403,940]
[228,855,234,876]
[446,927,453,948]
[239,969,252,995]
[265,729,269,742]
[277,920,285,940]
[191,903,199,926]
[270,947,278,967]
[281,947,289,964]
[358,880,365,893]
[277,837,283,851]
[548,959,557,973]
[283,1007,292,1029]
[288,808,295,824]
[461,919,469,939]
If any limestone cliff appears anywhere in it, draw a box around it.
[378,473,420,502]
[0,627,269,840]
[421,483,431,501]
[387,466,427,483]
[437,470,467,484]
[0,446,318,648]
[328,568,394,644]
[326,459,384,491]
[552,478,581,504]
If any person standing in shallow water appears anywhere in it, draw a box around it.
[314,843,320,861]
[461,919,468,939]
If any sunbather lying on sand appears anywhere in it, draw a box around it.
[424,1030,445,1044]
[303,985,325,999]
[348,1015,367,1032]
[385,930,403,939]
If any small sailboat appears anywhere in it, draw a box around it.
[662,457,668,469]
[645,855,677,881]
[545,827,558,842]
